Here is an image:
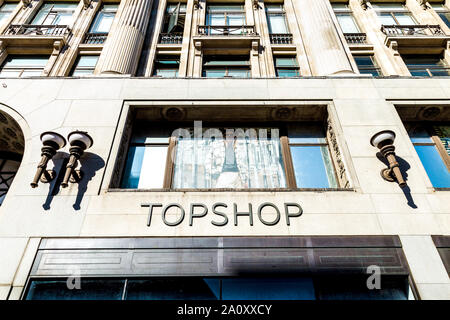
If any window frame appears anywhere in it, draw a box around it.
[88,3,118,34]
[30,1,78,26]
[402,54,450,77]
[206,4,247,27]
[408,123,450,172]
[372,3,417,25]
[265,3,289,34]
[0,54,50,77]
[353,55,383,76]
[273,55,300,78]
[119,121,341,191]
[70,54,100,76]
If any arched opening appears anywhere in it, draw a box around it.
[0,110,24,205]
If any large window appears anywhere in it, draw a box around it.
[0,2,17,25]
[152,56,180,77]
[159,3,186,44]
[274,56,300,77]
[121,122,338,190]
[0,154,21,205]
[354,55,382,76]
[0,55,49,77]
[265,4,289,34]
[332,3,360,33]
[202,55,250,78]
[372,3,416,25]
[402,54,450,77]
[31,2,78,25]
[206,4,246,34]
[25,276,411,300]
[89,4,118,33]
[70,55,99,76]
[407,124,450,188]
[434,3,450,28]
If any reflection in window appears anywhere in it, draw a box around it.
[354,55,382,76]
[372,3,416,25]
[332,3,360,33]
[0,2,17,25]
[121,122,338,190]
[0,55,49,77]
[89,4,118,33]
[152,56,180,77]
[402,55,450,77]
[265,4,289,34]
[70,55,99,76]
[25,276,412,300]
[31,2,78,25]
[203,56,250,78]
[407,124,450,188]
[274,56,300,77]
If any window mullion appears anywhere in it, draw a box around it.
[280,136,297,188]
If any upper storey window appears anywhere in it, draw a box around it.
[434,3,450,28]
[202,55,250,78]
[265,4,289,34]
[206,4,246,34]
[31,2,78,26]
[89,4,118,33]
[402,54,450,77]
[120,122,338,190]
[372,2,416,25]
[407,124,450,188]
[0,2,17,25]
[159,3,186,44]
[332,3,360,33]
[0,55,49,77]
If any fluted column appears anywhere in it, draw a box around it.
[293,0,355,75]
[97,0,153,75]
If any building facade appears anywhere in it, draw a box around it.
[0,0,449,300]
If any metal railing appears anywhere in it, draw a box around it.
[159,32,183,44]
[381,25,445,36]
[269,33,293,44]
[197,25,256,36]
[5,24,70,36]
[344,33,367,44]
[83,32,108,44]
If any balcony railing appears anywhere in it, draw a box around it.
[198,25,256,36]
[269,33,293,44]
[344,33,367,44]
[83,32,108,44]
[4,24,70,37]
[159,32,183,44]
[381,25,445,37]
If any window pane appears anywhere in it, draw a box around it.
[227,68,249,78]
[336,14,360,33]
[75,56,99,68]
[267,14,288,33]
[31,2,78,25]
[91,12,116,32]
[25,279,125,300]
[0,3,17,24]
[2,55,49,67]
[354,56,381,76]
[122,145,168,189]
[204,69,226,77]
[372,3,406,11]
[394,13,416,25]
[288,124,326,144]
[433,125,450,156]
[276,69,300,77]
[378,13,397,25]
[126,279,220,300]
[275,57,298,67]
[172,130,286,189]
[222,278,316,300]
[415,145,450,188]
[291,146,337,188]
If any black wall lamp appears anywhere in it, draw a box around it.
[31,130,93,188]
[31,132,67,188]
[61,131,93,188]
[370,130,407,188]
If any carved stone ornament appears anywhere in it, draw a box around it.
[360,0,369,10]
[327,117,349,188]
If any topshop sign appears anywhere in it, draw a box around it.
[141,202,303,227]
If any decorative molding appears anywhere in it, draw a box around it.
[360,0,369,10]
[417,0,430,10]
[83,0,92,9]
[253,0,259,10]
[327,117,349,189]
[193,0,200,10]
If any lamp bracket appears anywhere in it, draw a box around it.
[69,170,83,183]
[40,170,56,183]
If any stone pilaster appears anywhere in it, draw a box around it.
[293,0,355,75]
[98,0,153,75]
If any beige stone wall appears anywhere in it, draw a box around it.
[0,77,448,299]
